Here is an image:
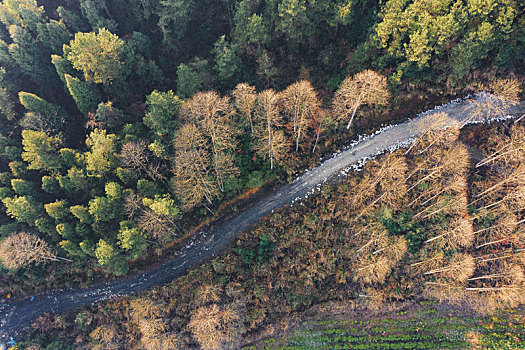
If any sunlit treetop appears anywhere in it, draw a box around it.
[64,28,128,85]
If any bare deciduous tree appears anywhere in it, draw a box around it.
[425,216,474,249]
[488,78,522,105]
[0,232,70,269]
[332,70,389,130]
[423,253,475,283]
[120,140,150,170]
[124,192,143,219]
[182,91,238,191]
[138,208,178,239]
[172,123,218,209]
[130,297,165,321]
[405,112,457,155]
[253,89,287,169]
[280,80,321,151]
[476,124,525,169]
[196,284,223,305]
[352,224,407,285]
[232,83,257,132]
[90,324,120,350]
[465,78,521,123]
[188,304,241,350]
[475,210,522,249]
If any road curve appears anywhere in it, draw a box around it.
[1,96,524,342]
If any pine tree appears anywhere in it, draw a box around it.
[65,28,128,85]
[8,24,55,85]
[21,130,62,171]
[85,129,118,175]
[36,20,71,54]
[2,195,43,226]
[64,74,102,116]
[144,90,182,139]
[176,63,201,98]
[18,92,68,134]
[51,54,76,86]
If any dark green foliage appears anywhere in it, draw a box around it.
[0,186,13,200]
[374,0,522,84]
[57,5,86,32]
[56,222,76,240]
[69,205,92,224]
[10,178,36,196]
[41,176,60,194]
[144,90,182,139]
[0,67,16,120]
[85,129,117,175]
[2,195,43,226]
[59,148,81,169]
[7,25,55,85]
[176,63,201,98]
[59,167,91,197]
[79,238,96,256]
[214,35,242,88]
[35,217,57,237]
[88,196,117,222]
[0,172,11,186]
[64,74,102,116]
[51,54,77,86]
[3,146,22,162]
[245,171,265,189]
[257,233,274,263]
[232,2,270,53]
[237,233,274,265]
[118,220,147,260]
[44,200,70,221]
[18,93,68,135]
[64,28,128,85]
[156,0,193,50]
[9,160,29,178]
[105,181,122,199]
[0,222,18,238]
[116,167,136,186]
[382,211,424,254]
[237,246,255,264]
[36,20,71,54]
[95,238,128,275]
[60,239,86,257]
[136,179,159,197]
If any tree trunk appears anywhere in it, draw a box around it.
[312,120,321,153]
[296,128,300,152]
[267,112,273,169]
[346,93,363,130]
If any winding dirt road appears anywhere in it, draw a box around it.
[1,96,524,343]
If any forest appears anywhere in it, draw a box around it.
[0,0,523,349]
[15,116,525,349]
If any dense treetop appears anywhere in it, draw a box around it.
[0,1,521,348]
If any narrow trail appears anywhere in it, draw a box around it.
[1,96,524,343]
